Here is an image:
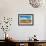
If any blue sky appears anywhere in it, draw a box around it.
[20,15,32,20]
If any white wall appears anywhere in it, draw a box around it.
[0,0,46,40]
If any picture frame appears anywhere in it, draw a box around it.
[18,14,34,26]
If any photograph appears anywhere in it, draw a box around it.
[18,14,34,26]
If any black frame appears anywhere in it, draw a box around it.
[18,14,34,26]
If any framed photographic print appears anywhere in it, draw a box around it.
[18,14,34,26]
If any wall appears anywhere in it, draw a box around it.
[0,0,46,40]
